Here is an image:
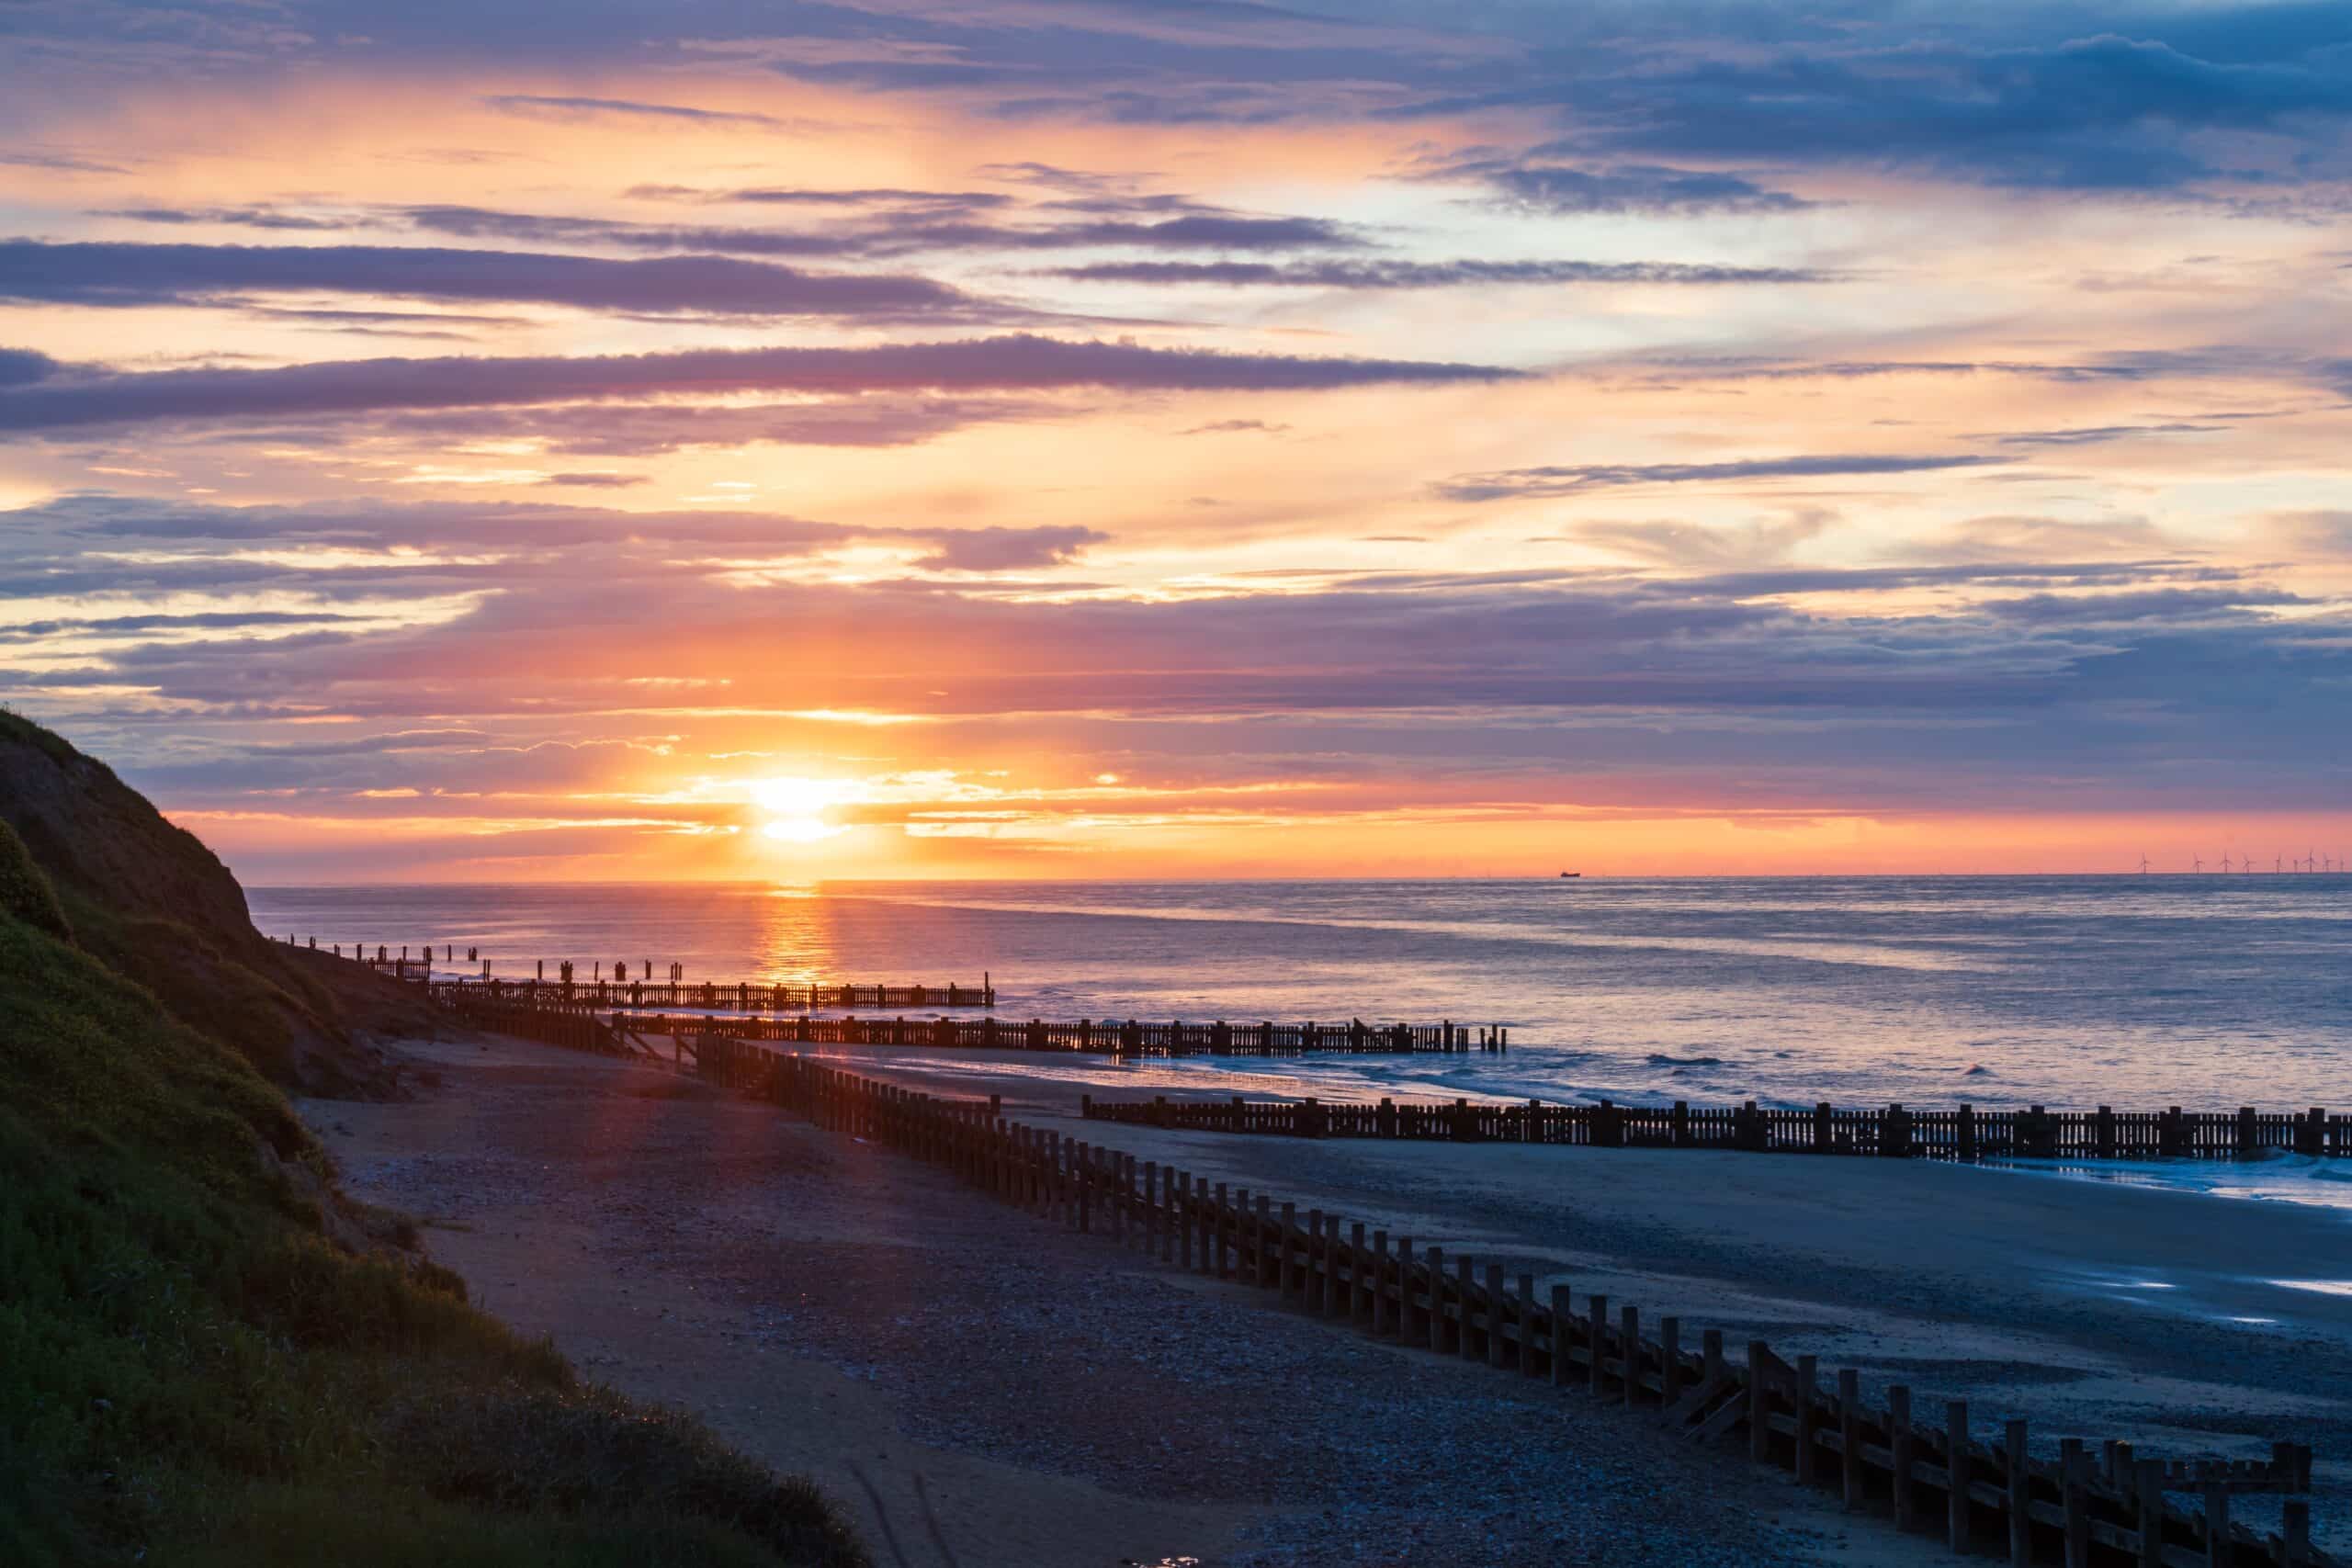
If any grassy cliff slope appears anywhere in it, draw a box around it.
[0,718,866,1567]
[0,711,439,1092]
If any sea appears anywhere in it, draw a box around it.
[248,877,2352,1208]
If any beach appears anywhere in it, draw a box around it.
[310,1031,2349,1566]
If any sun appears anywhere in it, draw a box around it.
[749,776,850,843]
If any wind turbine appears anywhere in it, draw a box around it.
[2221,851,2233,874]
[2137,852,2151,874]
[2193,854,2204,874]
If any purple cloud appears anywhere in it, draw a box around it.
[0,240,992,319]
[0,335,1516,434]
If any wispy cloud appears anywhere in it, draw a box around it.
[481,95,800,130]
[1437,455,2004,501]
[1043,257,1828,288]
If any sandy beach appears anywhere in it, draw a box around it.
[309,1032,1990,1568]
[756,1043,2352,1551]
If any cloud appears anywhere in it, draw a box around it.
[1046,257,1827,288]
[480,95,797,130]
[1988,423,2225,447]
[1460,162,1815,215]
[96,200,1366,261]
[1569,513,1833,570]
[0,335,1516,434]
[628,184,1014,213]
[358,397,1043,455]
[1437,454,2005,501]
[2,149,130,175]
[1180,418,1288,434]
[0,240,993,320]
[94,205,350,231]
[538,472,648,488]
[0,349,58,387]
[1459,34,2352,192]
[912,524,1106,570]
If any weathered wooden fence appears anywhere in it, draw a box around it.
[1079,1093,2352,1162]
[682,1032,2330,1568]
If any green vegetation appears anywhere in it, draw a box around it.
[0,715,867,1566]
[0,818,70,941]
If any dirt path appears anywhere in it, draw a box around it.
[307,1033,1952,1568]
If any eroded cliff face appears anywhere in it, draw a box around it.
[0,711,435,1093]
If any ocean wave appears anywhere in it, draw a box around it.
[1647,1053,1725,1066]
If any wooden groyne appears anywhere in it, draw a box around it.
[276,935,996,1009]
[1080,1094,2352,1162]
[420,977,998,1012]
[680,1032,2331,1568]
[418,979,1504,1055]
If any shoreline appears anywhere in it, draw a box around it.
[641,1037,2352,1213]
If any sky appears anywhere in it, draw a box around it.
[3,0,2350,881]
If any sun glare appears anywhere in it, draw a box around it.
[750,776,850,843]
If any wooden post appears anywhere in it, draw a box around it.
[1588,1295,1608,1394]
[1194,1176,1213,1273]
[1747,1341,1772,1465]
[1325,1215,1346,1318]
[1255,1195,1272,1286]
[2200,1483,2229,1568]
[1520,1275,1539,1377]
[1397,1239,1419,1340]
[1889,1385,1917,1530]
[1839,1369,1863,1509]
[1948,1401,1971,1552]
[2135,1458,2165,1568]
[1352,1223,1371,1323]
[1455,1255,1476,1362]
[1275,1200,1294,1294]
[1144,1161,1159,1256]
[2006,1418,2030,1567]
[1177,1172,1193,1270]
[2284,1500,2312,1567]
[1215,1183,1231,1275]
[1487,1265,1507,1368]
[1294,1206,1312,1304]
[1551,1285,1573,1385]
[1425,1247,1446,1352]
[1794,1354,1820,1485]
[1370,1231,1390,1332]
[1627,1297,1646,1410]
[2059,1438,2088,1568]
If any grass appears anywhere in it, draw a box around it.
[0,880,868,1565]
